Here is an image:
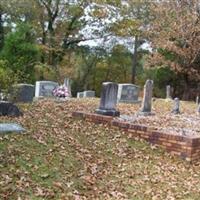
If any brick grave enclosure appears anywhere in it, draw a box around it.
[72,111,200,162]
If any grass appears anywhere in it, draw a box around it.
[0,98,200,199]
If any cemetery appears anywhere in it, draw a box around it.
[1,0,200,199]
[0,79,199,198]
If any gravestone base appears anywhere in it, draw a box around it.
[118,100,141,104]
[137,111,155,116]
[95,108,120,117]
[171,110,180,114]
[54,97,70,103]
[33,96,55,102]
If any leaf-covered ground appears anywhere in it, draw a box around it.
[0,98,200,199]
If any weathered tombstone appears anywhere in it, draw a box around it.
[0,123,25,133]
[198,104,200,114]
[196,96,199,105]
[96,82,120,116]
[171,98,180,114]
[35,81,59,98]
[77,92,84,98]
[117,84,140,103]
[83,90,95,98]
[10,84,35,103]
[166,85,172,99]
[0,101,23,117]
[139,80,154,116]
[64,78,72,97]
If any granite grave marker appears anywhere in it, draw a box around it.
[171,98,180,114]
[10,84,35,103]
[96,82,120,116]
[139,80,154,116]
[117,83,140,103]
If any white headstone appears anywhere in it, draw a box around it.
[117,83,140,103]
[83,90,95,98]
[64,78,72,97]
[166,85,172,99]
[35,81,59,97]
[196,96,199,105]
[77,92,84,98]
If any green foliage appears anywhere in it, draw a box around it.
[157,48,177,62]
[34,64,57,81]
[71,45,133,96]
[0,23,39,83]
[110,18,141,37]
[0,60,19,90]
[137,67,177,98]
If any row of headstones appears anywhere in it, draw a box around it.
[95,80,153,116]
[0,79,71,103]
[77,84,141,103]
[166,85,200,114]
[96,81,200,116]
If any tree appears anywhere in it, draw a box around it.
[0,23,39,83]
[147,0,200,99]
[0,6,4,50]
[110,0,153,84]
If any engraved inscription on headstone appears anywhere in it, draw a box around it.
[117,84,140,103]
[35,81,59,97]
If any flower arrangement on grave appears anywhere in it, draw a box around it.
[52,85,70,98]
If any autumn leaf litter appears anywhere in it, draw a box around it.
[0,98,200,199]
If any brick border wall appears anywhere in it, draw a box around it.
[72,111,200,162]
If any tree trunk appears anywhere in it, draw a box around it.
[41,26,46,63]
[131,35,139,84]
[0,10,4,51]
[182,74,190,100]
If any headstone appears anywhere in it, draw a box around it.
[171,98,180,114]
[10,84,35,103]
[196,96,199,105]
[77,92,84,98]
[64,78,72,97]
[35,81,59,98]
[96,82,120,116]
[0,101,23,117]
[117,84,140,103]
[0,123,25,133]
[139,80,154,116]
[166,85,172,99]
[197,103,200,114]
[83,90,95,98]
